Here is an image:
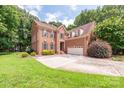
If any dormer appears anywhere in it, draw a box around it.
[79,29,84,35]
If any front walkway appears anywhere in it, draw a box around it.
[34,54,124,76]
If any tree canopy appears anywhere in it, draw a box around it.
[73,5,124,27]
[95,17,124,54]
[0,5,39,51]
[49,21,64,27]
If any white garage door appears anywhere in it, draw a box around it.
[67,48,83,55]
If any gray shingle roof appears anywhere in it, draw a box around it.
[34,20,58,31]
[68,21,95,36]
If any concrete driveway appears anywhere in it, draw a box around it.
[34,54,124,76]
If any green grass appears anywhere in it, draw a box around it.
[0,52,123,88]
[112,55,124,62]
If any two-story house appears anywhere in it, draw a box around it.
[32,20,67,55]
[32,20,95,56]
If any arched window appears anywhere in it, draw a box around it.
[50,42,54,50]
[42,41,48,49]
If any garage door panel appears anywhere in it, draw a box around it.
[67,48,83,55]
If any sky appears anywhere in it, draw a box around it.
[18,5,98,26]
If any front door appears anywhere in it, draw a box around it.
[60,42,64,51]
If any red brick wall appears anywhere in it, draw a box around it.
[32,21,43,55]
[65,35,90,56]
[40,29,56,51]
[31,21,38,52]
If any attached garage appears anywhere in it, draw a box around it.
[65,22,96,56]
[67,48,83,55]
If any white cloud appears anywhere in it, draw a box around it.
[18,5,24,9]
[18,5,74,26]
[45,12,62,22]
[69,5,78,11]
[24,5,42,11]
[45,12,74,27]
[29,10,38,17]
[18,5,42,18]
[60,18,74,27]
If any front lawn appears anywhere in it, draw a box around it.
[112,55,124,62]
[0,52,123,88]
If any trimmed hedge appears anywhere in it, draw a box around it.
[42,50,55,55]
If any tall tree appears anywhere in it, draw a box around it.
[95,17,124,54]
[49,21,63,27]
[66,24,77,30]
[74,5,124,27]
[0,5,39,51]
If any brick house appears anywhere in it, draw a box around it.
[31,20,95,56]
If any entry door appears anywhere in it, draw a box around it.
[67,48,83,55]
[60,42,64,51]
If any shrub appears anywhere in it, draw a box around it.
[42,50,55,55]
[87,41,112,58]
[21,52,29,58]
[49,50,55,55]
[42,50,49,55]
[30,52,36,56]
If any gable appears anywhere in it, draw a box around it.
[57,25,66,33]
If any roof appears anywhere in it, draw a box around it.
[33,20,67,32]
[57,25,67,32]
[68,21,95,35]
[33,20,58,31]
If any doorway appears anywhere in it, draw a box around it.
[60,42,64,51]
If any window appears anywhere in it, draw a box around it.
[42,41,48,49]
[50,31,54,38]
[60,33,64,39]
[75,31,78,37]
[68,33,71,38]
[50,42,54,50]
[42,30,48,37]
[78,30,80,36]
[70,32,72,37]
[72,32,75,37]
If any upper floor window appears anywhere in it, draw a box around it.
[70,32,72,37]
[50,31,54,39]
[78,30,80,36]
[72,32,75,37]
[75,31,78,37]
[60,33,64,39]
[68,33,71,38]
[42,30,48,37]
